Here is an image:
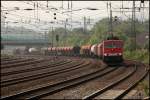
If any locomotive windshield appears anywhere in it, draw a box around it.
[104,41,123,48]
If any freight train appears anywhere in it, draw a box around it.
[44,36,124,62]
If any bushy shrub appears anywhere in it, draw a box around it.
[124,49,149,64]
[139,81,149,96]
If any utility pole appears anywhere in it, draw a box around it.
[64,19,67,46]
[131,0,136,50]
[5,22,8,34]
[65,19,67,36]
[46,0,48,8]
[44,31,47,46]
[111,1,141,50]
[107,2,113,38]
[52,12,56,47]
[21,18,23,34]
[110,10,113,33]
[109,3,113,33]
[65,21,67,34]
[52,27,54,47]
[61,0,63,9]
[83,16,87,34]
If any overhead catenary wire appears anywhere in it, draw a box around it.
[1,1,149,33]
[3,12,57,31]
[4,9,66,25]
[24,1,103,22]
[22,1,109,27]
[2,2,116,29]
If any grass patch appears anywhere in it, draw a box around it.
[123,49,149,64]
[138,80,149,96]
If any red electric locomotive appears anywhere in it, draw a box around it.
[96,39,123,62]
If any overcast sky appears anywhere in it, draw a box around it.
[1,1,149,33]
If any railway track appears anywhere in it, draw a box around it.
[1,59,93,88]
[113,63,149,99]
[1,57,148,99]
[1,62,116,99]
[1,58,33,65]
[1,59,67,76]
[1,58,50,69]
[1,60,77,87]
[83,62,148,99]
[15,55,60,60]
[39,67,118,100]
[1,57,20,62]
[1,56,12,60]
[1,60,91,99]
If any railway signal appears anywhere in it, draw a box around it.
[114,16,118,21]
[141,0,144,3]
[54,13,56,20]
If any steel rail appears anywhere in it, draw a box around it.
[83,64,137,99]
[1,57,20,62]
[24,66,117,99]
[1,58,33,65]
[1,60,66,76]
[114,64,149,99]
[1,60,78,87]
[1,59,46,69]
[0,61,103,99]
[1,57,13,60]
[11,66,116,99]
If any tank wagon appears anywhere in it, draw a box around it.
[44,37,124,62]
[45,46,81,56]
[80,45,92,57]
[90,44,98,57]
[28,47,40,55]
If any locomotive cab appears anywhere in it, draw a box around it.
[103,39,123,62]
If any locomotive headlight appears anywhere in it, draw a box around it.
[118,53,122,55]
[104,53,107,56]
